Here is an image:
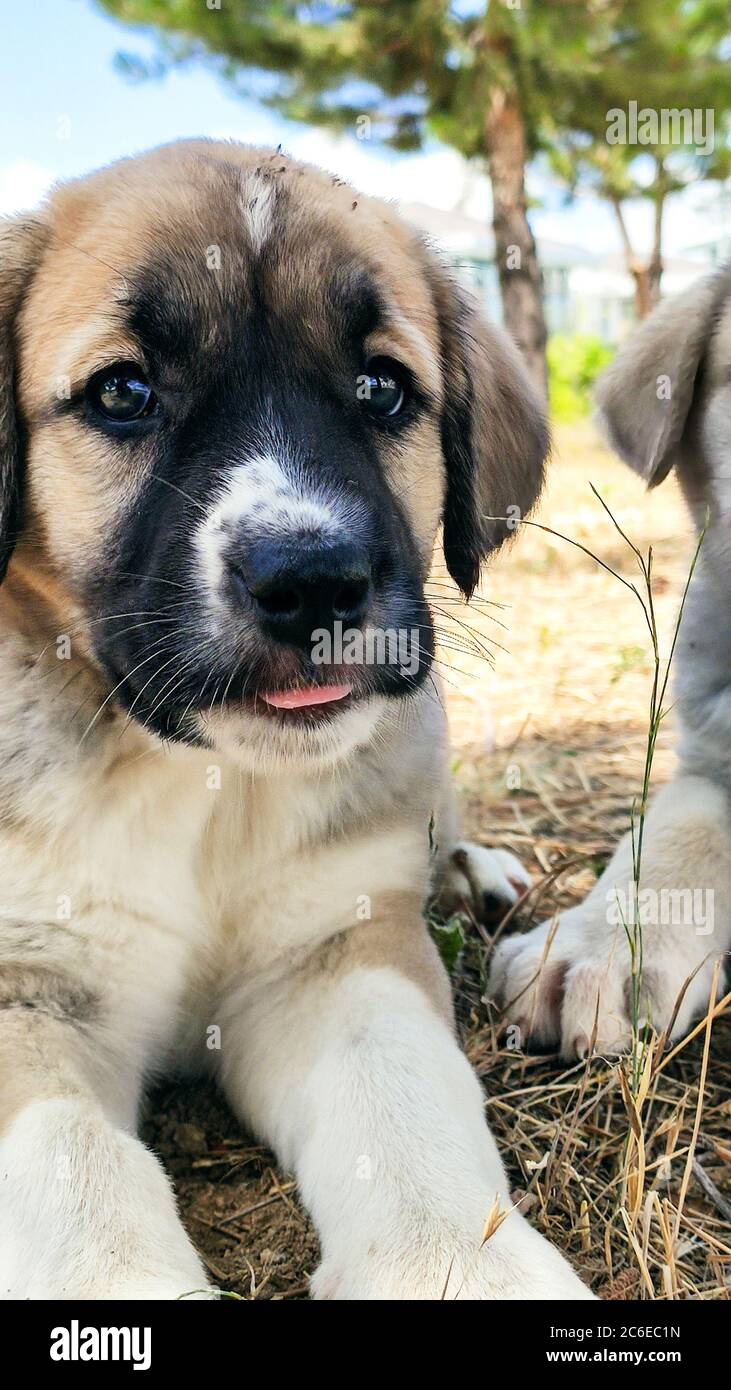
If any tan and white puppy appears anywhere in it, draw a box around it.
[0,140,590,1300]
[492,266,731,1058]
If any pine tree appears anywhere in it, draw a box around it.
[99,0,730,381]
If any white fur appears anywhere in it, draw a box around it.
[240,173,276,254]
[195,444,365,649]
[200,452,341,547]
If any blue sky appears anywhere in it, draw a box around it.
[0,0,290,184]
[0,0,723,258]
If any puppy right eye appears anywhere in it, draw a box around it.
[86,363,157,423]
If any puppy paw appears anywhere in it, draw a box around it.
[490,900,723,1058]
[312,1211,593,1300]
[439,841,531,924]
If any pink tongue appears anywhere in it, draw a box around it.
[261,684,352,710]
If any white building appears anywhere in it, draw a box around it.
[398,199,721,344]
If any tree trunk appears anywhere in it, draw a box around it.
[484,89,547,397]
[610,193,663,321]
[630,263,661,320]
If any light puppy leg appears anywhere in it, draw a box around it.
[218,911,592,1300]
[491,775,731,1057]
[0,979,211,1300]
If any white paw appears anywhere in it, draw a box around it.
[439,841,531,923]
[490,899,723,1058]
[312,1210,593,1301]
[0,1098,214,1301]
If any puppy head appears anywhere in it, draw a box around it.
[0,141,547,768]
[596,263,731,520]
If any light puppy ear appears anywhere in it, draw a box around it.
[422,250,549,598]
[595,266,731,487]
[0,213,47,583]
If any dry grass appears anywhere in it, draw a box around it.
[144,420,731,1299]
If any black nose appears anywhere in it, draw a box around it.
[230,537,372,649]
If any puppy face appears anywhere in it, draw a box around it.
[1,141,547,768]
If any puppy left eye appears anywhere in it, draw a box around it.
[360,357,407,419]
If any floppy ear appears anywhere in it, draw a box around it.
[0,213,46,583]
[423,253,549,597]
[595,265,731,488]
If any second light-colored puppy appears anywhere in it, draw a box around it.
[493,266,731,1056]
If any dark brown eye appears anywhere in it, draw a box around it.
[360,356,407,418]
[86,363,156,422]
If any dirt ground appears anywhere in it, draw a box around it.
[144,420,731,1300]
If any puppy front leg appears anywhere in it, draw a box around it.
[220,915,592,1300]
[0,1004,211,1300]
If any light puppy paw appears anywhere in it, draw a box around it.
[312,1209,594,1301]
[490,900,724,1058]
[439,840,531,923]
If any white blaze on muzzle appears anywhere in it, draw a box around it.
[195,451,360,600]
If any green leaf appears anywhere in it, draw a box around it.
[428,913,467,973]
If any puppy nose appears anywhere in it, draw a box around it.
[231,538,372,648]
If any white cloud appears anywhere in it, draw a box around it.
[0,160,54,215]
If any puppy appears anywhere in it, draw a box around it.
[0,140,590,1300]
[492,265,731,1057]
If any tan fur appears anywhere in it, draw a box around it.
[325,897,455,1027]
